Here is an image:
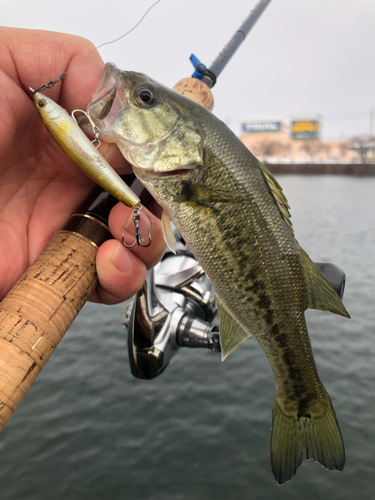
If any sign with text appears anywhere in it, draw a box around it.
[242,121,282,133]
[291,120,320,140]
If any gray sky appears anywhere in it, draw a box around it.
[4,0,375,140]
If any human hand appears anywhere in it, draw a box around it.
[0,27,165,303]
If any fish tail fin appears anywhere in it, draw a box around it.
[271,396,345,484]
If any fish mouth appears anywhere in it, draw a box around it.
[88,63,128,130]
[152,168,194,177]
[90,87,117,120]
[133,166,197,182]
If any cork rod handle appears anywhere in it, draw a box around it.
[173,78,214,110]
[0,215,111,430]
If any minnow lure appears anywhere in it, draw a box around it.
[32,91,140,209]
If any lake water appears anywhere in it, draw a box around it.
[1,175,374,499]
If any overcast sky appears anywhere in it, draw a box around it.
[4,0,375,140]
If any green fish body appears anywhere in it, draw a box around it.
[88,63,350,484]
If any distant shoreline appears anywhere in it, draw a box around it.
[265,163,375,175]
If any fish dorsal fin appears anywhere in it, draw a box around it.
[300,247,350,318]
[216,296,253,361]
[161,211,177,254]
[259,162,294,234]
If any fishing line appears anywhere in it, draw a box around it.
[32,0,163,93]
[93,0,163,54]
[68,0,163,75]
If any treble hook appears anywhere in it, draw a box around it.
[122,205,152,248]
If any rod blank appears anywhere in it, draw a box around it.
[203,0,273,87]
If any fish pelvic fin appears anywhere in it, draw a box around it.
[271,396,345,484]
[161,211,177,254]
[216,296,253,361]
[300,248,350,318]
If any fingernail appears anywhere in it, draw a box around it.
[122,207,152,247]
[110,240,135,274]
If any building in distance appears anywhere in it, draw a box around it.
[240,118,375,164]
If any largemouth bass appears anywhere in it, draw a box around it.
[88,63,350,484]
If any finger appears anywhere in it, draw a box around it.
[108,202,166,269]
[90,239,147,304]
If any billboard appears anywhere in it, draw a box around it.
[242,121,282,134]
[291,120,320,140]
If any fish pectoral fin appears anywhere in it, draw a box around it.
[161,211,177,254]
[183,199,221,216]
[216,296,253,361]
[180,182,244,216]
[300,247,350,318]
[186,183,245,203]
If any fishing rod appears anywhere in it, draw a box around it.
[173,0,273,109]
[0,0,273,430]
[190,0,273,88]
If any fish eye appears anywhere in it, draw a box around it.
[135,87,157,107]
[37,99,47,108]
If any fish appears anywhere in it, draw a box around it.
[87,62,350,484]
[32,91,140,208]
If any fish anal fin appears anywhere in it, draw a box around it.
[300,248,350,318]
[216,296,252,361]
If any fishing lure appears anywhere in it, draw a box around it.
[32,91,140,209]
[31,91,151,246]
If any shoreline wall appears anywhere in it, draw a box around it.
[265,163,375,175]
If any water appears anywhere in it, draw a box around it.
[1,176,374,499]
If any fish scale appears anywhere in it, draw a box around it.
[88,64,350,484]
